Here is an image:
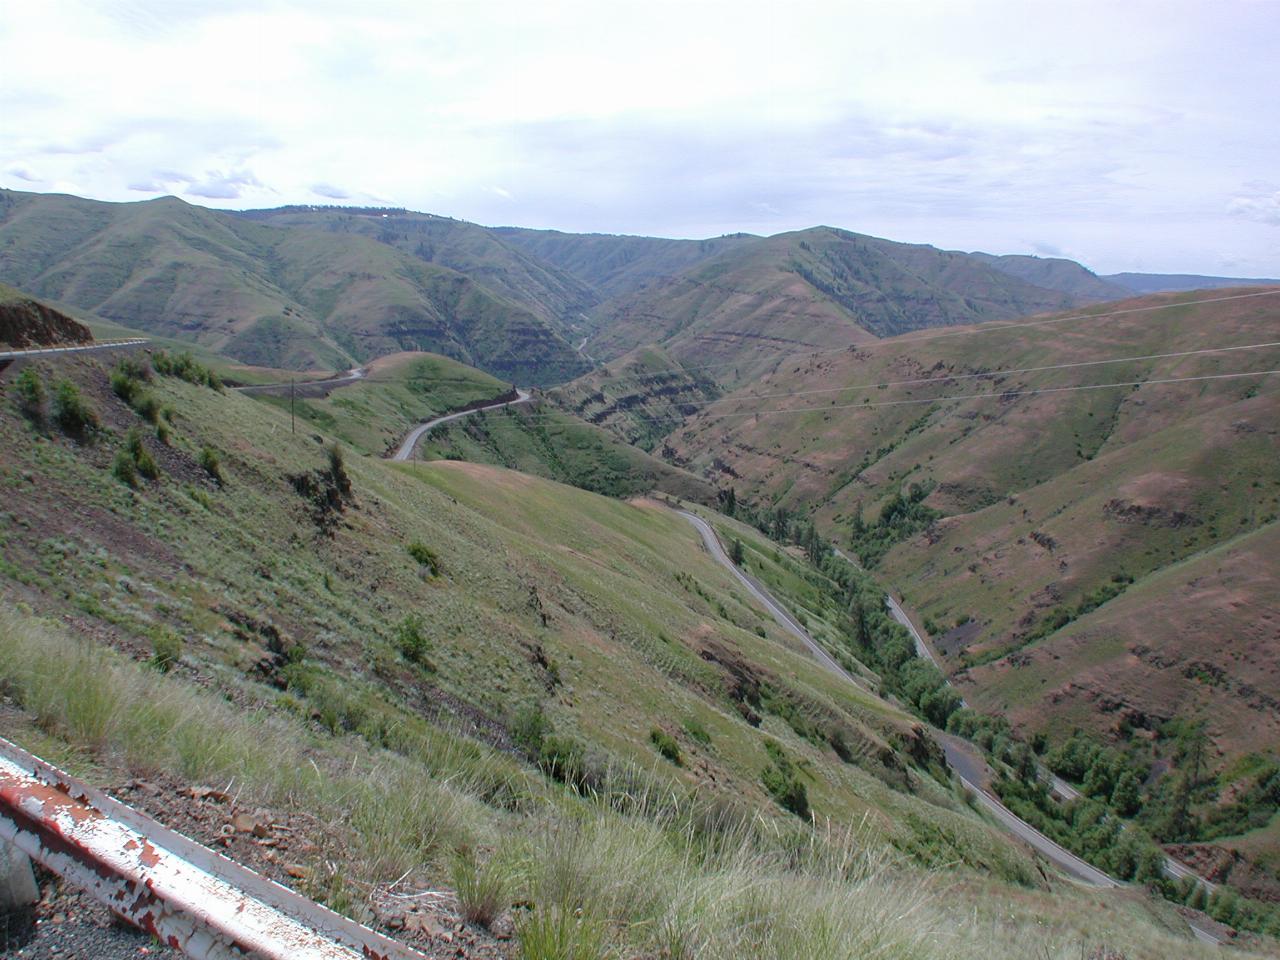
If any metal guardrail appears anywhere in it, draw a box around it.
[0,736,428,960]
[0,338,149,360]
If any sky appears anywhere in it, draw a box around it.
[2,0,1278,276]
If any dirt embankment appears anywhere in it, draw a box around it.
[0,295,93,348]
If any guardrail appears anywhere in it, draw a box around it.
[0,338,149,360]
[0,736,428,960]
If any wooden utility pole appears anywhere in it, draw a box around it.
[291,378,295,434]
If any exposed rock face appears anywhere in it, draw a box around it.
[0,290,92,348]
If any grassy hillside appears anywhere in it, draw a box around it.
[663,288,1280,871]
[585,226,1082,387]
[491,226,757,300]
[0,346,1249,957]
[550,344,723,451]
[254,348,718,500]
[236,207,600,337]
[0,189,586,383]
[969,252,1129,301]
[1107,273,1280,294]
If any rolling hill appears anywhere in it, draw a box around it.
[0,189,587,383]
[969,252,1130,301]
[580,226,1086,387]
[655,287,1279,818]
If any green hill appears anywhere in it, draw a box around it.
[969,252,1130,301]
[236,206,601,336]
[0,342,1245,958]
[0,189,587,384]
[491,226,758,300]
[582,226,1083,387]
[662,288,1280,869]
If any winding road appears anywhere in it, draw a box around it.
[391,389,532,461]
[234,366,366,396]
[686,513,1222,944]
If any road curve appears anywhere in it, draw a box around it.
[704,520,1223,941]
[391,389,532,461]
[678,512,872,691]
[234,366,366,396]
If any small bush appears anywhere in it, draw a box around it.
[152,350,222,390]
[155,420,171,445]
[52,379,99,439]
[12,367,46,424]
[682,717,711,745]
[650,728,682,766]
[198,446,224,486]
[125,428,160,481]
[407,541,441,576]
[393,614,433,667]
[111,449,138,487]
[110,368,139,403]
[512,703,551,757]
[762,742,810,819]
[150,628,183,672]
[133,391,161,424]
[451,847,511,929]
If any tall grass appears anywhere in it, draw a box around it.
[0,607,1261,960]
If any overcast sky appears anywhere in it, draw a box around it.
[3,0,1278,275]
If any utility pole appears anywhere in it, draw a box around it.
[290,378,295,435]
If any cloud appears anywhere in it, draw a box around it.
[185,168,263,200]
[6,167,40,183]
[311,182,350,199]
[1228,187,1280,227]
[1032,242,1064,257]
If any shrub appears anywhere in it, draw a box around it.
[406,541,440,576]
[761,742,810,819]
[111,449,138,487]
[152,350,222,390]
[12,366,46,424]
[198,446,224,486]
[52,379,99,439]
[649,728,682,766]
[393,614,433,668]
[150,628,183,672]
[110,368,139,403]
[682,717,711,745]
[512,703,551,757]
[125,428,160,481]
[155,420,171,445]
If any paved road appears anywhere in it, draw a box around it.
[721,529,1224,940]
[879,584,1221,941]
[234,366,365,396]
[0,338,147,360]
[391,389,532,461]
[678,512,873,691]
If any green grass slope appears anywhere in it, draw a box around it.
[236,206,601,338]
[969,252,1130,301]
[490,226,757,300]
[665,287,1280,853]
[0,347,1252,957]
[0,189,586,383]
[550,344,722,451]
[585,226,1082,387]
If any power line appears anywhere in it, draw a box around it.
[645,340,1280,409]
[573,287,1280,387]
[424,366,1278,430]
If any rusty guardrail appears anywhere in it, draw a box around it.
[0,736,428,960]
